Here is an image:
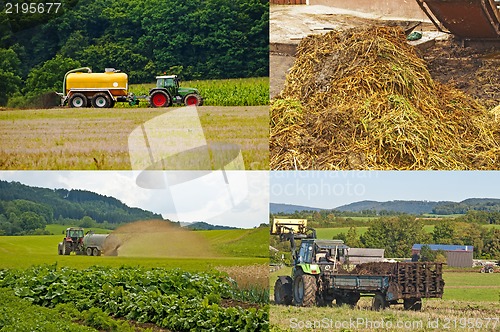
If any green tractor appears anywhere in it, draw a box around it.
[149,75,203,108]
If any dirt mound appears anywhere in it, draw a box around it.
[350,262,396,275]
[108,220,214,258]
[270,26,500,170]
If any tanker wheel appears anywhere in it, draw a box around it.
[487,267,494,273]
[86,247,93,256]
[183,93,202,106]
[93,248,101,256]
[150,91,170,107]
[403,298,422,311]
[293,273,317,307]
[371,293,387,311]
[69,93,88,108]
[274,277,293,305]
[91,93,111,108]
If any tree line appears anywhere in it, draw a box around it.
[0,0,269,106]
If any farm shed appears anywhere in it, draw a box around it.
[346,248,385,265]
[412,244,474,267]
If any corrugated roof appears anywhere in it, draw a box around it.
[412,244,473,252]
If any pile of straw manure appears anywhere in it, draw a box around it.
[270,27,500,170]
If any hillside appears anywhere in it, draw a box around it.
[270,203,322,214]
[271,198,500,215]
[183,221,239,230]
[0,180,163,235]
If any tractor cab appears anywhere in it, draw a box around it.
[297,239,349,265]
[66,227,84,242]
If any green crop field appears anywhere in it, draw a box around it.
[269,267,500,331]
[0,227,270,330]
[129,77,269,107]
[0,105,269,170]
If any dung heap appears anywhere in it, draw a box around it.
[270,27,500,170]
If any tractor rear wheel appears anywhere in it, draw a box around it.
[274,277,293,305]
[63,242,71,255]
[293,273,317,307]
[92,93,111,108]
[69,93,87,108]
[150,91,170,107]
[183,93,202,106]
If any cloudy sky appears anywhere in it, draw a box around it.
[0,171,268,228]
[270,171,500,209]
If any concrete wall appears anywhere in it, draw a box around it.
[308,0,429,21]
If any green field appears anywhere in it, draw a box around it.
[0,227,268,270]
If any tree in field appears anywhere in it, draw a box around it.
[24,55,81,94]
[432,221,455,244]
[0,48,22,105]
[360,215,431,257]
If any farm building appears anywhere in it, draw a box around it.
[411,244,474,267]
[346,248,385,265]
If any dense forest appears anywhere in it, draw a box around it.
[0,0,269,106]
[0,180,163,235]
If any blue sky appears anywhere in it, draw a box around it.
[270,171,500,209]
[0,171,268,228]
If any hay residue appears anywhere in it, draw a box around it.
[108,220,214,258]
[270,26,500,170]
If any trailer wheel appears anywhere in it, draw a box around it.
[274,277,293,305]
[93,248,101,256]
[403,298,422,311]
[69,93,87,108]
[150,91,170,107]
[92,93,111,108]
[487,267,494,273]
[293,273,317,307]
[183,93,202,106]
[372,293,387,311]
[86,247,93,256]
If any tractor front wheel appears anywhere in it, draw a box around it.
[183,93,202,106]
[69,93,87,108]
[92,93,111,108]
[150,91,170,108]
[293,273,317,307]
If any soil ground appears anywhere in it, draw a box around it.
[270,5,500,108]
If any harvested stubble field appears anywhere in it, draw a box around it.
[0,106,269,170]
[270,27,500,170]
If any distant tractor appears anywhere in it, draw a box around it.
[271,219,445,310]
[60,68,202,108]
[149,75,203,108]
[58,227,119,256]
[480,264,499,273]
